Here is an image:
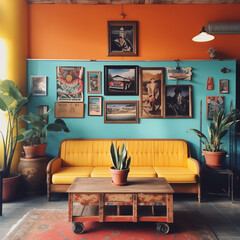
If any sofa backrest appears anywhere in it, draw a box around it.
[59,139,190,167]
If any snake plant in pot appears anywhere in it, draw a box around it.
[110,141,131,186]
[188,109,239,169]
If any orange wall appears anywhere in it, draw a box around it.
[28,4,240,60]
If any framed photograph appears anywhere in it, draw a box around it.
[56,66,84,102]
[104,65,138,95]
[108,21,138,56]
[165,85,192,118]
[38,105,49,123]
[206,96,224,120]
[104,101,139,123]
[87,71,101,94]
[139,67,165,118]
[31,76,47,96]
[55,102,84,118]
[219,79,229,94]
[88,96,102,116]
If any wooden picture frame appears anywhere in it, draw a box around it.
[219,79,229,94]
[38,105,49,124]
[139,67,165,118]
[31,76,47,96]
[88,96,102,116]
[104,101,139,123]
[165,85,192,118]
[55,102,84,118]
[108,21,138,56]
[104,65,139,95]
[206,96,224,120]
[87,71,101,94]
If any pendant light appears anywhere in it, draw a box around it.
[192,26,215,42]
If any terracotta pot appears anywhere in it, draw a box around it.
[18,156,48,195]
[2,173,21,202]
[110,167,129,186]
[203,150,227,169]
[35,143,47,157]
[23,145,38,159]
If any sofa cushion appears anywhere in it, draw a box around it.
[91,167,112,177]
[52,167,94,184]
[154,167,197,183]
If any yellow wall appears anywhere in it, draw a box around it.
[0,0,28,173]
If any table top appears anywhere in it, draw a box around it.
[67,177,174,194]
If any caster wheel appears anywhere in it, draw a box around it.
[156,223,170,234]
[72,222,84,234]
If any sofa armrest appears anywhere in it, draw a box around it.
[187,157,201,175]
[47,157,62,176]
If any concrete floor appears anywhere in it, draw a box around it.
[1,194,240,240]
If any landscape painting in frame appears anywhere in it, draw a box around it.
[104,101,139,123]
[88,96,102,116]
[31,76,47,96]
[139,68,164,118]
[87,71,101,94]
[207,96,224,120]
[56,66,84,102]
[165,85,192,118]
[104,65,138,95]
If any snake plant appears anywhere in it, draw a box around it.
[110,141,131,170]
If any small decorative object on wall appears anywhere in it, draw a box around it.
[104,101,139,123]
[56,66,84,102]
[208,48,217,59]
[219,79,229,93]
[221,67,230,73]
[104,65,139,95]
[87,71,101,94]
[139,67,164,118]
[38,105,49,124]
[206,96,224,120]
[55,102,84,118]
[207,77,214,90]
[166,67,192,81]
[108,21,138,56]
[165,85,192,118]
[88,96,102,116]
[31,76,47,96]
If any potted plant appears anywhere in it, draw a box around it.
[0,80,28,201]
[188,109,239,169]
[110,141,131,186]
[17,109,70,158]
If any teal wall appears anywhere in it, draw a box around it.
[27,59,237,166]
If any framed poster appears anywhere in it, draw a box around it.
[31,76,47,96]
[55,102,84,118]
[219,79,229,94]
[139,67,165,118]
[165,85,192,118]
[104,101,139,123]
[104,65,138,95]
[87,71,101,94]
[56,66,84,102]
[206,96,224,120]
[88,96,102,116]
[108,21,138,56]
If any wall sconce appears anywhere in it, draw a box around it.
[192,26,215,42]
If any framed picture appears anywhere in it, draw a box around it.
[55,102,84,118]
[104,101,139,123]
[139,67,165,118]
[56,66,84,102]
[104,65,139,95]
[206,96,224,120]
[108,21,138,56]
[87,71,101,94]
[31,76,47,96]
[219,79,229,94]
[88,96,102,116]
[38,105,49,123]
[165,85,192,118]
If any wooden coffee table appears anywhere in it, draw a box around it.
[67,177,174,234]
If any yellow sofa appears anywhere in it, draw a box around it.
[47,139,201,201]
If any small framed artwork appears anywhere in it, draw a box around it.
[38,105,49,123]
[56,66,84,102]
[219,79,229,94]
[206,96,224,120]
[31,76,47,96]
[165,85,192,118]
[87,71,101,94]
[88,96,102,116]
[139,67,165,118]
[104,101,139,123]
[55,102,84,118]
[104,65,139,95]
[108,21,138,56]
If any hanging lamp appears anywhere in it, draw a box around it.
[192,26,215,42]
